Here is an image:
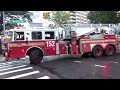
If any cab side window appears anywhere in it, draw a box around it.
[15,32,24,40]
[45,31,54,39]
[32,32,42,40]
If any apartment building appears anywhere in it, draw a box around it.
[70,11,90,24]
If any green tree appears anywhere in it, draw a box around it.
[87,11,120,24]
[4,11,32,22]
[49,11,70,27]
[0,11,32,30]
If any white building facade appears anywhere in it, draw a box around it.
[70,11,90,24]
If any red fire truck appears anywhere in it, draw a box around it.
[2,27,119,65]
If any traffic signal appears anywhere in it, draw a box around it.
[43,12,50,19]
[117,11,120,17]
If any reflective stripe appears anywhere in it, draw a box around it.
[81,39,116,44]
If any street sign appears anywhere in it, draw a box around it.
[8,20,27,24]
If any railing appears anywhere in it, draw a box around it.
[62,24,116,28]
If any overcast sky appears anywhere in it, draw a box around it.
[30,11,54,26]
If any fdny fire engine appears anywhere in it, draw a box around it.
[2,25,120,65]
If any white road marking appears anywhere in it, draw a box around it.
[38,76,50,79]
[0,67,33,75]
[109,61,119,63]
[74,61,82,63]
[0,61,23,66]
[0,61,21,65]
[1,62,13,64]
[0,62,13,66]
[94,64,106,68]
[4,71,39,79]
[88,58,95,60]
[0,63,23,69]
[0,65,27,72]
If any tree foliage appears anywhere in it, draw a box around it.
[0,11,32,30]
[87,11,120,24]
[49,11,70,27]
[4,11,32,22]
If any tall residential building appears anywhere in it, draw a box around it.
[70,11,90,24]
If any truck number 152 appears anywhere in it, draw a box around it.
[46,41,55,47]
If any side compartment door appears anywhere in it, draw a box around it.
[44,31,56,55]
[10,31,26,58]
[81,39,91,53]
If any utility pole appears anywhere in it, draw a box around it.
[2,11,5,35]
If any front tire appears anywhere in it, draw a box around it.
[104,45,115,56]
[29,50,43,65]
[92,46,103,57]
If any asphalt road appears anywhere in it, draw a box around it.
[1,51,120,79]
[40,52,120,79]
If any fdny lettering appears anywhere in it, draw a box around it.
[46,41,55,47]
[9,42,45,47]
[29,42,45,46]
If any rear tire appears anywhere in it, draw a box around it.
[104,45,115,56]
[92,46,103,57]
[29,50,43,65]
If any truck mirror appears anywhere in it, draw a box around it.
[14,31,17,41]
[26,37,28,41]
[56,37,59,40]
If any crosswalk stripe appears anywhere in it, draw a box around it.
[0,65,27,72]
[0,61,21,65]
[0,67,33,75]
[38,76,50,79]
[0,62,19,66]
[0,63,24,69]
[4,71,40,79]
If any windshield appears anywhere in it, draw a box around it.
[8,31,13,41]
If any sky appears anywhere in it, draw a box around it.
[30,11,54,27]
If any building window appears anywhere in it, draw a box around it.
[32,32,42,40]
[45,31,54,39]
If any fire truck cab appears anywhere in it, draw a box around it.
[4,28,63,64]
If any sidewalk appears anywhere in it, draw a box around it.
[0,54,5,62]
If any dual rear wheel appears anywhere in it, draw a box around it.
[92,45,115,57]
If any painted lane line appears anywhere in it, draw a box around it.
[4,71,39,79]
[109,61,119,63]
[88,58,95,60]
[0,65,27,72]
[38,76,50,79]
[0,67,33,75]
[74,61,82,63]
[94,64,106,68]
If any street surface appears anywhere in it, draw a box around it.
[1,52,120,79]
